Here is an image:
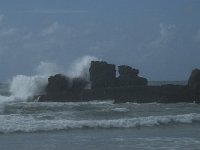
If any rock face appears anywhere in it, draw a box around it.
[46,74,70,93]
[46,74,88,94]
[89,61,148,89]
[188,69,200,101]
[188,69,200,90]
[72,78,89,90]
[118,65,148,86]
[89,61,116,89]
[118,65,139,77]
[37,60,200,103]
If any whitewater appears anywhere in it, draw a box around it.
[0,56,200,150]
[1,100,200,150]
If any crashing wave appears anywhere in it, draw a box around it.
[0,113,200,133]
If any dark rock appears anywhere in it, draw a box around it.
[118,65,148,86]
[89,61,116,88]
[46,74,89,93]
[188,69,200,90]
[46,74,70,93]
[118,65,139,77]
[36,60,198,103]
[188,68,200,102]
[72,77,89,90]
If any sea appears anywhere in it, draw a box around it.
[0,81,200,150]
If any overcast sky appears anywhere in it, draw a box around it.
[0,0,200,81]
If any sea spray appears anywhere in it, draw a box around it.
[9,75,48,100]
[6,61,60,101]
[67,56,100,80]
[36,61,64,76]
[0,55,100,103]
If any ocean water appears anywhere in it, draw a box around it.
[0,83,200,149]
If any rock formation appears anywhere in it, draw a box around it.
[37,60,200,103]
[46,74,70,93]
[46,74,88,94]
[71,77,89,90]
[117,65,148,86]
[89,61,148,89]
[188,69,200,90]
[188,68,200,101]
[89,61,116,89]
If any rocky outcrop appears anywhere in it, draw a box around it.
[36,60,200,103]
[188,69,200,90]
[118,65,139,77]
[89,61,116,89]
[188,69,200,102]
[71,77,89,90]
[89,61,148,89]
[117,65,148,86]
[46,74,70,93]
[46,74,88,94]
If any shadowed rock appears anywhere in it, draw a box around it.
[118,65,139,77]
[89,61,116,88]
[72,77,89,90]
[37,60,199,103]
[188,69,200,101]
[117,65,148,86]
[46,74,89,93]
[188,69,200,90]
[46,74,70,93]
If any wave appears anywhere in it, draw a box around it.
[0,55,98,103]
[1,113,200,133]
[111,107,129,112]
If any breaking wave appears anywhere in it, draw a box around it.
[1,113,200,133]
[0,55,99,104]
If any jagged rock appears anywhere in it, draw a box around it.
[118,65,148,86]
[89,61,116,88]
[38,60,198,103]
[46,74,89,93]
[188,69,200,90]
[188,69,200,101]
[72,77,89,90]
[118,65,139,77]
[46,74,70,93]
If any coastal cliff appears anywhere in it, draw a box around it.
[37,61,200,103]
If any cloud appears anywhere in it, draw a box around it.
[23,9,88,14]
[0,14,16,37]
[160,24,176,37]
[135,23,177,63]
[150,23,176,48]
[22,32,33,40]
[195,29,200,42]
[0,14,4,24]
[41,22,59,36]
[0,28,15,37]
[89,40,116,52]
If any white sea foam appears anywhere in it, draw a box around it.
[9,75,48,100]
[0,113,200,133]
[0,55,99,104]
[36,61,63,76]
[67,56,100,80]
[112,108,129,112]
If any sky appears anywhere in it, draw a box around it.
[0,0,200,81]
